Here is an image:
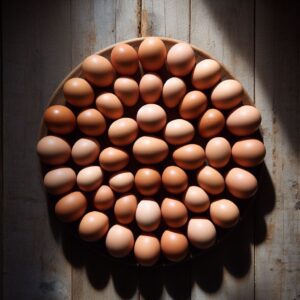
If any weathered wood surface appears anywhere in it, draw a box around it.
[1,0,299,299]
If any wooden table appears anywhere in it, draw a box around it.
[2,0,299,299]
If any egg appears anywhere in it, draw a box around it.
[114,194,138,224]
[93,185,115,211]
[77,108,106,136]
[161,197,188,228]
[135,168,161,196]
[167,43,195,76]
[77,166,103,192]
[82,54,115,87]
[162,166,188,194]
[136,104,167,133]
[105,224,134,257]
[79,211,109,241]
[136,200,161,232]
[162,77,186,108]
[138,37,167,71]
[109,171,134,193]
[133,136,169,164]
[160,230,188,262]
[55,191,87,222]
[210,199,240,228]
[71,137,100,166]
[179,91,208,119]
[187,218,216,249]
[211,79,243,110]
[164,119,194,145]
[139,73,163,103]
[183,186,210,213]
[232,139,266,167]
[44,167,76,195]
[226,105,262,136]
[205,137,231,168]
[114,77,139,107]
[108,118,138,146]
[198,108,225,138]
[99,147,129,172]
[197,166,225,195]
[172,144,205,170]
[37,135,71,165]
[191,59,221,90]
[43,105,76,134]
[134,234,160,266]
[225,168,258,199]
[63,78,94,107]
[96,92,124,119]
[110,43,139,75]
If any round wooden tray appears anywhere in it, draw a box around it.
[39,37,261,267]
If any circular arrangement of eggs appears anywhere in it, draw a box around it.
[37,37,265,266]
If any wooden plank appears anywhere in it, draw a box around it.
[2,1,73,299]
[69,1,140,299]
[190,0,255,299]
[254,0,300,299]
[139,1,191,300]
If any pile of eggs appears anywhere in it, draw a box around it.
[37,37,265,266]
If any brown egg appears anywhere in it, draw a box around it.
[232,139,266,167]
[77,108,106,136]
[114,77,139,107]
[183,186,210,213]
[136,200,161,232]
[93,185,115,211]
[43,105,76,134]
[96,93,124,119]
[173,144,205,170]
[79,211,109,241]
[110,43,139,75]
[55,191,87,222]
[37,136,71,165]
[105,224,134,257]
[63,78,94,107]
[198,108,225,138]
[114,194,138,224]
[226,105,262,136]
[133,136,169,164]
[109,171,134,193]
[135,168,161,196]
[134,234,160,266]
[191,59,221,90]
[82,54,115,87]
[187,218,216,249]
[44,167,76,195]
[211,79,243,110]
[77,166,103,192]
[167,43,195,76]
[210,199,240,228]
[164,119,195,145]
[161,198,188,228]
[179,91,208,119]
[225,168,258,199]
[71,137,100,166]
[138,37,167,71]
[205,137,231,168]
[162,77,186,108]
[139,73,163,103]
[136,104,167,133]
[160,230,189,262]
[99,147,129,172]
[108,118,138,146]
[162,166,188,194]
[197,166,225,195]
